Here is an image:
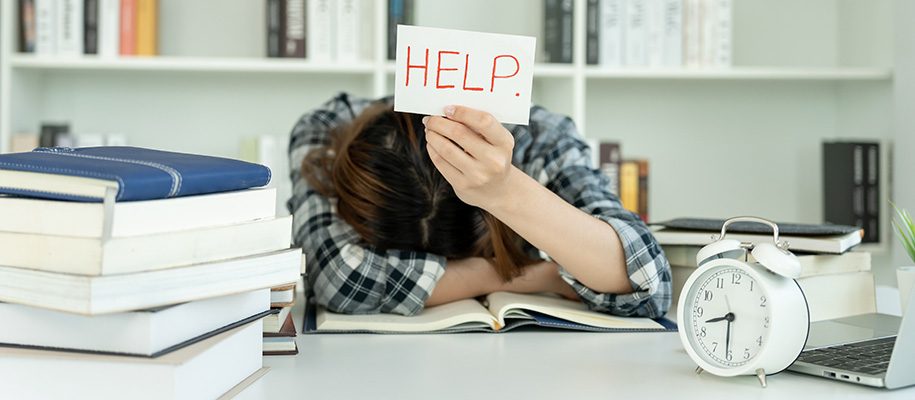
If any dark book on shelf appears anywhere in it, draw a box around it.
[0,146,271,202]
[586,0,599,64]
[283,0,305,57]
[387,0,414,60]
[38,123,69,148]
[19,0,36,53]
[598,141,621,196]
[84,0,99,54]
[266,0,285,57]
[823,141,880,243]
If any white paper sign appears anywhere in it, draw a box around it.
[394,25,537,125]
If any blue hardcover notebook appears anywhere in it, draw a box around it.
[0,146,271,202]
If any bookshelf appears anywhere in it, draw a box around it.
[0,0,904,277]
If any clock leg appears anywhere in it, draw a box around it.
[696,366,703,374]
[756,368,767,388]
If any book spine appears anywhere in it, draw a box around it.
[559,0,574,63]
[119,0,136,55]
[266,0,285,57]
[661,0,682,67]
[623,0,647,67]
[599,141,621,196]
[283,0,306,58]
[307,0,334,61]
[97,0,119,57]
[598,0,622,67]
[586,0,599,65]
[387,0,404,60]
[619,160,639,214]
[336,0,360,62]
[55,0,83,56]
[637,159,649,223]
[134,0,156,56]
[84,0,98,54]
[359,0,374,61]
[682,0,699,68]
[20,0,37,53]
[35,0,55,55]
[646,0,662,67]
[712,0,731,67]
[823,141,870,240]
[864,143,880,243]
[543,0,559,63]
[699,0,715,67]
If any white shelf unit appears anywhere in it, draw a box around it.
[0,0,903,279]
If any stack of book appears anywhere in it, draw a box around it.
[655,218,874,322]
[263,282,299,355]
[0,146,303,399]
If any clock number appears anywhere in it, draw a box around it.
[699,327,707,337]
[726,350,733,361]
[757,336,763,346]
[695,307,704,318]
[764,317,770,328]
[760,296,767,307]
[744,348,751,359]
[716,278,724,289]
[712,342,718,352]
[731,273,741,285]
[703,290,713,301]
[749,281,754,292]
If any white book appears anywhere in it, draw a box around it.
[682,0,700,68]
[646,0,663,67]
[661,0,683,67]
[308,0,335,61]
[0,215,292,276]
[0,188,276,238]
[699,0,715,67]
[97,0,120,57]
[0,289,269,356]
[662,245,873,277]
[263,306,293,333]
[598,0,623,67]
[0,248,303,315]
[336,0,360,62]
[35,0,56,55]
[359,0,375,61]
[712,0,732,67]
[623,0,648,67]
[55,0,83,56]
[0,321,265,400]
[798,272,877,322]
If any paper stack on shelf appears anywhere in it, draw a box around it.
[0,146,303,399]
[657,218,874,322]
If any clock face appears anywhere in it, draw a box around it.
[683,265,772,369]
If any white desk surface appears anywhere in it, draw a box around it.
[236,286,915,400]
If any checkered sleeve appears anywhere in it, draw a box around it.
[516,106,672,319]
[287,93,446,316]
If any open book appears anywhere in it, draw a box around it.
[304,292,676,334]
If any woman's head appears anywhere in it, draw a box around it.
[303,103,534,280]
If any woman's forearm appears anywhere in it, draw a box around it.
[488,168,633,294]
[425,259,576,307]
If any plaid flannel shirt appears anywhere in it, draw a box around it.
[287,93,672,318]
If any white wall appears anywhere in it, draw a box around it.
[893,0,915,274]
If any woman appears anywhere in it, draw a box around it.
[288,92,671,318]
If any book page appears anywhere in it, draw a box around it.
[316,298,497,332]
[486,292,663,330]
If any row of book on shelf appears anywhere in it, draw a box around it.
[0,146,302,399]
[548,0,732,68]
[598,141,649,223]
[19,0,158,57]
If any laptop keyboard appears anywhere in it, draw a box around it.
[797,336,897,375]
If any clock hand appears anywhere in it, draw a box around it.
[705,315,729,323]
[724,312,735,357]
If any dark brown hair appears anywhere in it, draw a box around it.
[302,103,536,281]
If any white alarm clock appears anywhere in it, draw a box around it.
[677,216,810,387]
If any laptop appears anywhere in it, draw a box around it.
[788,291,915,389]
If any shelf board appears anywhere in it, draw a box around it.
[584,66,893,80]
[8,55,378,74]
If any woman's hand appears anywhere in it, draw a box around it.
[422,105,521,211]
